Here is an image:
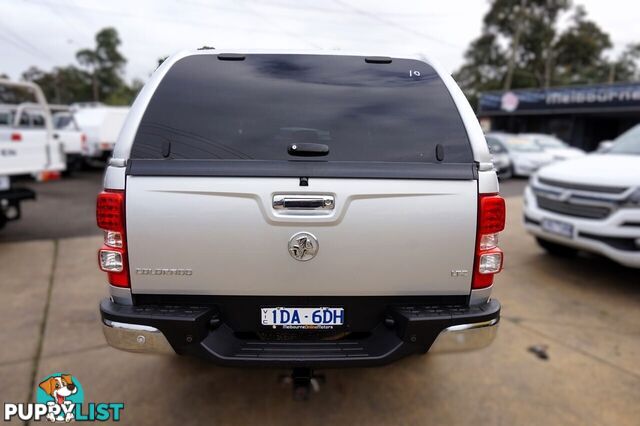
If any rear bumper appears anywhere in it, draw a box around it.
[100,298,500,367]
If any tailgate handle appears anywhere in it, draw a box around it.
[273,195,334,210]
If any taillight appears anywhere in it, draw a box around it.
[97,190,129,287]
[81,133,87,148]
[472,194,505,289]
[11,132,21,142]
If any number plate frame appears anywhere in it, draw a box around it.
[541,218,574,238]
[261,307,345,329]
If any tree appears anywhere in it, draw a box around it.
[76,27,127,102]
[453,1,638,107]
[609,43,640,82]
[22,66,92,104]
[454,0,570,105]
[552,6,612,85]
[454,33,507,105]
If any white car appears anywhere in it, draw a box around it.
[519,133,585,161]
[486,133,554,177]
[73,106,129,160]
[524,124,640,268]
[485,135,512,178]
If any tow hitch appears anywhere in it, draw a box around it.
[280,368,325,401]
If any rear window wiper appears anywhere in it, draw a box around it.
[288,143,329,157]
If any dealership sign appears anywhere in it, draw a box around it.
[479,83,640,114]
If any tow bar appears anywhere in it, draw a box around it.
[280,368,325,400]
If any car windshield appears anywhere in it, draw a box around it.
[486,138,506,154]
[530,135,566,148]
[504,137,544,152]
[0,111,12,126]
[54,114,76,130]
[608,125,640,155]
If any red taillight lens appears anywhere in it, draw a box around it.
[473,194,506,289]
[97,190,129,287]
[97,191,125,232]
[478,195,506,234]
[11,132,22,142]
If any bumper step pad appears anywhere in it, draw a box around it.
[100,299,500,367]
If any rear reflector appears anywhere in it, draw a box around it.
[10,132,21,142]
[473,194,506,289]
[97,190,129,287]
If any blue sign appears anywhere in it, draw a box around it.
[479,82,640,114]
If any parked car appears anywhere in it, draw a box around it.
[519,133,585,160]
[485,132,554,177]
[524,123,640,268]
[52,109,86,170]
[596,140,614,153]
[485,135,512,179]
[73,106,129,160]
[97,50,505,396]
[0,79,66,229]
[5,103,85,171]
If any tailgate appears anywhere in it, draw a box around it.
[126,176,477,296]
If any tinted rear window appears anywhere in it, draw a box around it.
[131,54,472,165]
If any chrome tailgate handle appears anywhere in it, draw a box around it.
[273,195,334,210]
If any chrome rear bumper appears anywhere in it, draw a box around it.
[102,319,175,354]
[430,318,499,353]
[100,298,500,365]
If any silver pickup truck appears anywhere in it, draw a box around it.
[97,50,505,382]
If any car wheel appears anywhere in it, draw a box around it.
[535,237,578,257]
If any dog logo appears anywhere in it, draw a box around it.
[37,373,82,422]
[288,232,319,261]
[5,372,124,422]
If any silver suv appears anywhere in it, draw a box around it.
[96,50,505,376]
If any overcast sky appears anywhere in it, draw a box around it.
[1,0,637,82]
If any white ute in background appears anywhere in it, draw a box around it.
[4,103,86,172]
[524,123,640,268]
[73,105,129,161]
[0,79,67,229]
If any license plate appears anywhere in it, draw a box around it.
[0,176,9,191]
[261,307,344,329]
[541,218,574,238]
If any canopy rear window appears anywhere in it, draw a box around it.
[130,54,474,178]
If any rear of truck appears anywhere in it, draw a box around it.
[98,51,505,367]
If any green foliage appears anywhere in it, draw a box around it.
[21,65,93,104]
[454,1,639,107]
[19,27,141,106]
[553,6,612,85]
